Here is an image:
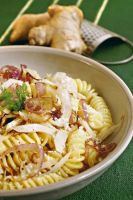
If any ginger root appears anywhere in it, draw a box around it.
[10,12,50,42]
[28,5,87,53]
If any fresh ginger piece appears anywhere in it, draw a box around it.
[10,12,50,42]
[28,5,87,54]
[29,25,54,45]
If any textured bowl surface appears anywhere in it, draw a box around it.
[0,46,132,200]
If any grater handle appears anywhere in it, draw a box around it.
[81,20,133,65]
[93,37,133,65]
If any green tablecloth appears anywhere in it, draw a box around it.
[0,0,133,199]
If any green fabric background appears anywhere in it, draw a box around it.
[0,0,133,199]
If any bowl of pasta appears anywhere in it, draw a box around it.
[0,46,132,200]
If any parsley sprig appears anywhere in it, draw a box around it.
[0,83,27,111]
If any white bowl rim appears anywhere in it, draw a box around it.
[0,46,132,197]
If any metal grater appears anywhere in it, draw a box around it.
[81,19,133,65]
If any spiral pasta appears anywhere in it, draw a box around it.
[75,79,98,101]
[0,173,64,190]
[90,96,113,127]
[56,129,87,178]
[90,96,113,140]
[0,151,31,175]
[0,132,51,154]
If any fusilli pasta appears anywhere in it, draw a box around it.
[75,79,98,101]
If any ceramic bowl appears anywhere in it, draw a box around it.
[0,46,132,200]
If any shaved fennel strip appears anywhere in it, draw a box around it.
[5,118,23,133]
[47,153,70,174]
[54,130,68,153]
[80,119,96,138]
[36,79,57,88]
[0,79,23,91]
[13,124,56,135]
[98,117,124,141]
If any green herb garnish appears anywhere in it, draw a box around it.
[0,83,27,111]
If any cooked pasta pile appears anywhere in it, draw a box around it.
[0,65,117,190]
